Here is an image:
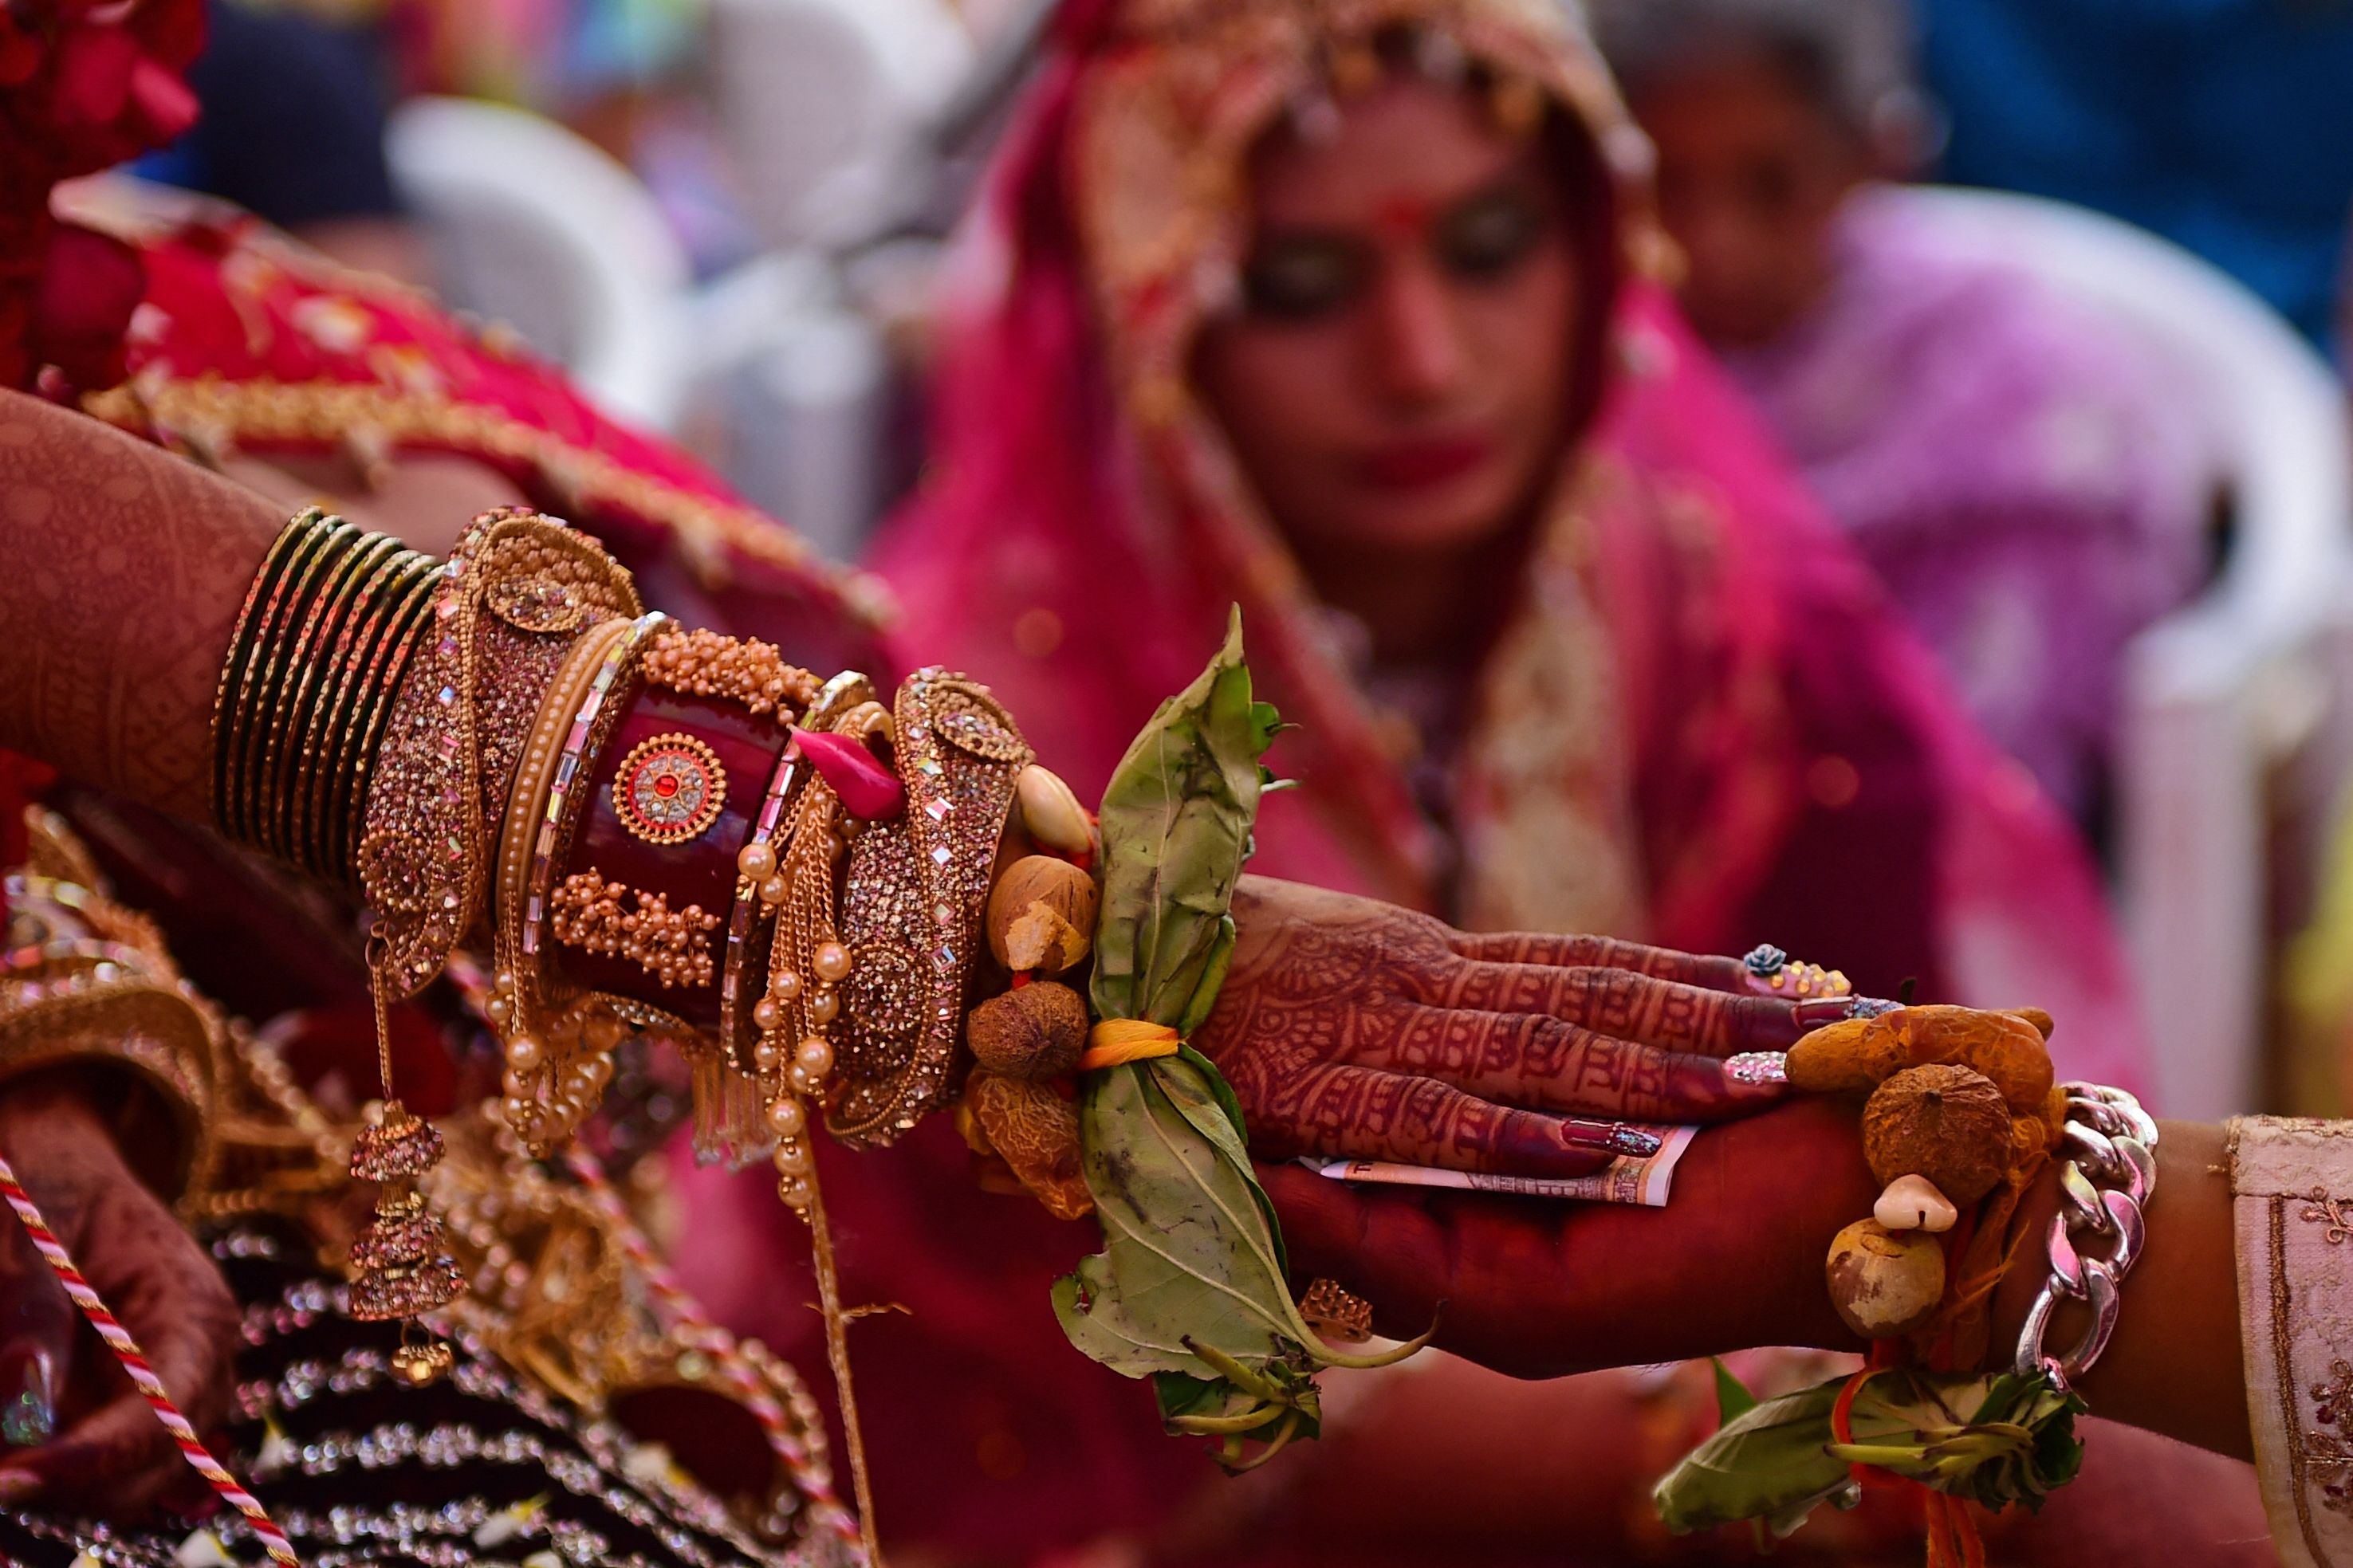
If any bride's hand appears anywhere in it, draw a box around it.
[0,1076,238,1514]
[1258,1096,1882,1374]
[1202,878,1832,1180]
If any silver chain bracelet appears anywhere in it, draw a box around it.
[2012,1083,2158,1392]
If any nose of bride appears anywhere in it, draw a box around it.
[1369,257,1470,408]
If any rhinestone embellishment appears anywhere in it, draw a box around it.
[612,733,727,845]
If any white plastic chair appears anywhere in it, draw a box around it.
[702,0,973,253]
[386,96,693,434]
[1899,184,2353,1122]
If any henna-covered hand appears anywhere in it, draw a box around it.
[1201,878,1828,1180]
[0,1075,238,1515]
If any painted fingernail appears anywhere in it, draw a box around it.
[1791,998,1854,1027]
[0,1349,53,1448]
[1492,1118,1621,1176]
[1556,1118,1662,1157]
[1723,1051,1789,1087]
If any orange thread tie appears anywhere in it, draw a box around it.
[1080,1019,1182,1071]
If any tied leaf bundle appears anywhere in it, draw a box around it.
[1052,611,1424,1470]
[1655,1365,2086,1540]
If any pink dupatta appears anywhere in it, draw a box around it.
[876,0,2147,1083]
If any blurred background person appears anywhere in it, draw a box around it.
[1596,0,2215,841]
[136,0,428,282]
[1914,0,2353,353]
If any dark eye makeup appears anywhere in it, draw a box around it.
[1238,177,1559,322]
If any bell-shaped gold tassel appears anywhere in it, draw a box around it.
[345,1102,463,1383]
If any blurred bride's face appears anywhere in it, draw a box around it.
[1192,73,1582,559]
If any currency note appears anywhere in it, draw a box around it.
[1297,1123,1697,1208]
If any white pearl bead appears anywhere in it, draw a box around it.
[502,1069,533,1099]
[776,1176,812,1209]
[766,1097,806,1138]
[759,875,789,906]
[500,1096,531,1129]
[506,1035,545,1072]
[786,1065,818,1098]
[797,1036,835,1078]
[754,997,782,1031]
[738,842,777,880]
[809,988,840,1025]
[580,1054,614,1091]
[753,1038,785,1074]
[813,942,851,983]
[770,969,804,1003]
[485,996,513,1026]
[773,1140,811,1176]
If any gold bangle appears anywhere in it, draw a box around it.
[331,562,438,882]
[228,517,359,848]
[210,509,322,828]
[494,615,635,941]
[264,532,402,866]
[303,548,435,881]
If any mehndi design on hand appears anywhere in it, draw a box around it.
[1197,880,1811,1178]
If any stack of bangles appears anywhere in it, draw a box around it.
[209,504,1100,1341]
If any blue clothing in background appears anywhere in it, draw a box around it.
[1918,0,2353,348]
[138,1,403,228]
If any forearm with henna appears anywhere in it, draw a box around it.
[0,390,283,820]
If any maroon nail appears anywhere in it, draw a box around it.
[1556,1117,1662,1157]
[1490,1118,1620,1177]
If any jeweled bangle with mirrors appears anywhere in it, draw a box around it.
[489,611,671,1157]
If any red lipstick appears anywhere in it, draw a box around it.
[1356,434,1493,489]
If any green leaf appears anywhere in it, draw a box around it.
[1653,1378,1854,1536]
[1655,1369,2087,1539]
[1711,1358,1759,1425]
[1090,608,1266,1031]
[1054,1055,1304,1383]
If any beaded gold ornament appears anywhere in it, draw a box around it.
[639,626,822,716]
[344,508,639,1380]
[829,671,1032,1146]
[550,871,722,988]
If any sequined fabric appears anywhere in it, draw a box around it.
[0,1224,848,1568]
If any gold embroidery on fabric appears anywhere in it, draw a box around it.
[2308,1361,2353,1519]
[79,375,892,631]
[2306,1189,2353,1245]
[2274,1196,2338,1561]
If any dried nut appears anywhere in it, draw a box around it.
[1788,1006,2055,1114]
[2009,1008,2056,1040]
[2042,1081,2069,1132]
[986,855,1099,976]
[1873,1174,1958,1232]
[1863,1063,2012,1205]
[968,1070,1092,1220]
[1892,1005,2055,1113]
[1016,764,1093,858]
[966,980,1088,1079]
[954,1097,995,1157]
[1827,1218,1946,1338]
[1786,1016,1906,1094]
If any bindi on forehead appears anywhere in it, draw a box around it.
[1249,75,1533,234]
